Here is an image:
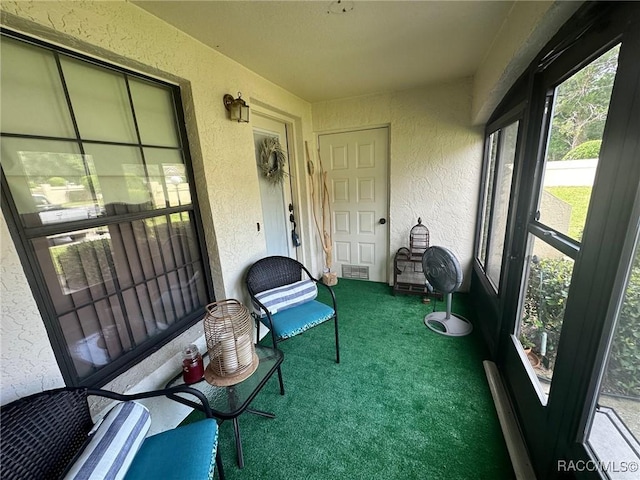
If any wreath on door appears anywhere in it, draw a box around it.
[259,137,287,185]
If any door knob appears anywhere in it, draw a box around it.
[379,218,387,225]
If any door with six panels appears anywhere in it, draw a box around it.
[318,127,389,282]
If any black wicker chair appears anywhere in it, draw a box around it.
[246,256,340,363]
[0,386,225,480]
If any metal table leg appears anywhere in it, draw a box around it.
[246,408,275,418]
[232,417,244,469]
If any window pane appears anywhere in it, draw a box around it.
[50,228,115,293]
[0,137,104,227]
[0,37,75,138]
[144,148,192,207]
[32,214,207,381]
[486,121,519,289]
[83,144,153,212]
[61,304,126,378]
[539,45,620,241]
[588,231,640,468]
[478,132,499,266]
[60,56,137,143]
[517,234,575,399]
[129,78,180,147]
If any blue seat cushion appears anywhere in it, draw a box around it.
[125,420,218,480]
[270,300,335,340]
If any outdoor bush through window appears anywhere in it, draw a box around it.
[0,34,211,386]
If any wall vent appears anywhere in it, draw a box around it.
[342,264,369,280]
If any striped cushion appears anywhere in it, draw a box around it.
[64,401,151,480]
[253,279,317,316]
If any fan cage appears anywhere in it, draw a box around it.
[422,247,463,293]
[203,299,259,386]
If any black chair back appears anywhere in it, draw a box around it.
[0,387,92,480]
[246,256,306,295]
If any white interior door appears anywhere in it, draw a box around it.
[253,115,294,258]
[318,127,389,282]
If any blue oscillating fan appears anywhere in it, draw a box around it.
[422,246,473,337]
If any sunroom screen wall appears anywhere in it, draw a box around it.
[471,3,640,478]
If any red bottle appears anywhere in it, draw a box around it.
[182,344,204,384]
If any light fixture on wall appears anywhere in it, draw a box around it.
[223,92,250,123]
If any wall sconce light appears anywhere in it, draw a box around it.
[223,92,250,123]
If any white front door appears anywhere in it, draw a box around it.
[318,127,389,282]
[253,114,294,258]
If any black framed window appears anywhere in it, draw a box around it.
[476,117,520,292]
[0,32,213,386]
[515,43,621,394]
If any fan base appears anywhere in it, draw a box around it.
[424,312,473,337]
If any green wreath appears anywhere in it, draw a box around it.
[259,137,287,185]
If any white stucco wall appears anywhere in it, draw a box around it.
[0,0,315,403]
[0,214,65,404]
[312,79,483,290]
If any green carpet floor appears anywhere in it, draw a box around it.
[183,278,514,479]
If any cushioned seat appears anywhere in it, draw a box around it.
[270,300,335,340]
[125,420,219,480]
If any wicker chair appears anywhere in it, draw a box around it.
[0,386,225,480]
[246,256,340,364]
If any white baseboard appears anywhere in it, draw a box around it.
[483,360,537,480]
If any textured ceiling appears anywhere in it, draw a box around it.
[133,1,516,103]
